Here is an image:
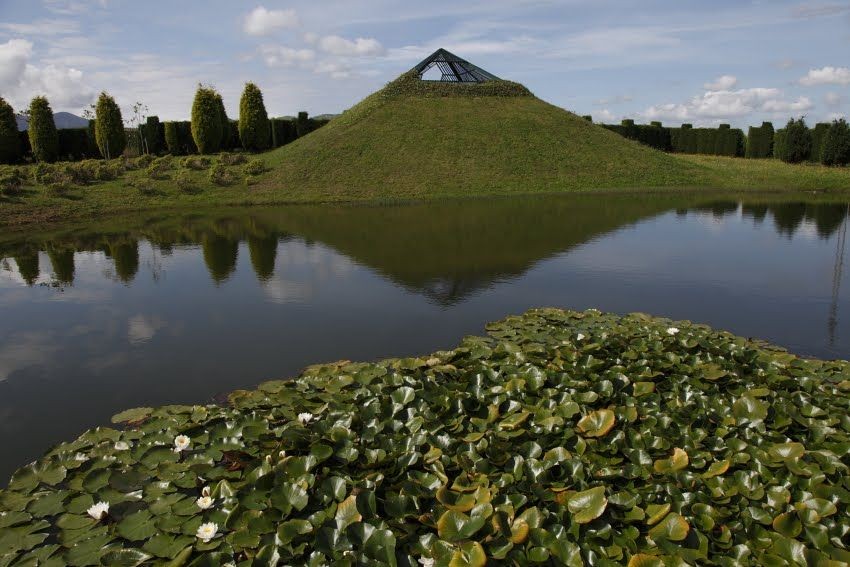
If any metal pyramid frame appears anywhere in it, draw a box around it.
[412,48,500,83]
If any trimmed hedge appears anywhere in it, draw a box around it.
[239,82,271,151]
[191,86,223,154]
[215,94,231,151]
[94,92,127,159]
[810,123,830,163]
[270,118,298,148]
[0,97,20,164]
[601,120,671,152]
[164,121,197,155]
[603,120,743,156]
[776,118,811,163]
[28,96,59,163]
[57,128,98,160]
[141,116,164,155]
[821,118,850,166]
[745,122,774,159]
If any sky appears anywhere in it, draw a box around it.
[0,0,848,128]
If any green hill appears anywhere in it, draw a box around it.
[255,72,707,198]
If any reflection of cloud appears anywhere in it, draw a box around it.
[262,279,312,304]
[127,314,166,345]
[0,332,58,382]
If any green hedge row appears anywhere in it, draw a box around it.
[603,120,744,156]
[810,123,830,163]
[12,125,99,163]
[745,122,774,158]
[601,120,672,151]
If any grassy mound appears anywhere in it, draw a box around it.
[255,72,707,199]
[2,309,849,565]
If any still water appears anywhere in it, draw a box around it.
[1,193,849,483]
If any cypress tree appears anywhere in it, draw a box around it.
[238,83,271,151]
[215,94,230,150]
[94,92,127,159]
[0,97,20,164]
[821,119,850,166]
[191,86,222,154]
[779,117,812,164]
[810,122,831,163]
[142,115,162,155]
[28,96,59,163]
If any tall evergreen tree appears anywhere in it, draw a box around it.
[778,118,812,164]
[94,92,127,159]
[0,97,20,164]
[821,119,850,166]
[238,82,271,151]
[191,86,223,154]
[215,94,230,150]
[28,96,59,163]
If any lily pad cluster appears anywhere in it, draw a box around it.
[2,308,849,566]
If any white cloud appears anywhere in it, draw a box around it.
[704,75,738,91]
[595,94,633,106]
[318,35,385,57]
[0,39,32,86]
[128,314,166,345]
[243,6,299,37]
[825,92,842,107]
[643,85,814,123]
[594,109,618,123]
[799,66,850,86]
[314,61,353,79]
[259,45,315,67]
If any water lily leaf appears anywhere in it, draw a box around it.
[701,459,730,479]
[632,382,655,396]
[576,409,616,437]
[648,513,689,541]
[436,487,476,512]
[772,512,801,537]
[700,363,728,381]
[117,510,158,541]
[335,494,361,529]
[732,394,768,423]
[271,483,309,515]
[100,549,153,566]
[567,486,608,524]
[628,554,664,567]
[449,541,486,567]
[111,407,153,424]
[768,442,805,461]
[645,504,670,526]
[390,386,416,406]
[277,519,313,545]
[437,510,486,542]
[653,448,689,474]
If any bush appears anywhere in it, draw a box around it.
[61,161,97,185]
[208,163,237,186]
[135,154,155,168]
[270,118,297,148]
[238,82,271,151]
[821,118,850,166]
[296,111,310,138]
[32,162,56,184]
[56,128,98,160]
[28,96,59,163]
[215,94,231,150]
[181,155,211,170]
[746,122,774,158]
[141,115,164,155]
[777,117,812,163]
[175,170,196,193]
[164,121,197,155]
[191,86,223,154]
[243,158,266,176]
[0,97,21,164]
[0,167,25,196]
[94,92,127,159]
[95,161,122,181]
[810,123,830,163]
[146,156,173,180]
[217,151,247,166]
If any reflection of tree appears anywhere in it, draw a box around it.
[828,206,849,346]
[202,235,238,284]
[111,241,139,283]
[771,203,807,238]
[805,203,848,239]
[248,235,277,282]
[13,252,39,285]
[46,248,75,285]
[741,204,768,223]
[691,202,738,219]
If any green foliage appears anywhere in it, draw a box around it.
[0,166,25,196]
[208,163,236,186]
[164,121,196,155]
[214,94,232,150]
[141,115,163,155]
[175,170,196,193]
[381,70,533,99]
[602,121,671,152]
[777,117,812,164]
[217,152,246,166]
[296,111,310,138]
[146,156,174,180]
[238,82,271,151]
[809,123,830,163]
[27,96,59,163]
[243,158,266,176]
[191,86,223,155]
[2,308,850,565]
[270,118,297,148]
[94,92,127,159]
[0,97,21,164]
[181,155,211,170]
[821,118,850,166]
[57,128,98,160]
[746,122,774,159]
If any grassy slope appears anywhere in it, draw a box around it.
[2,74,850,228]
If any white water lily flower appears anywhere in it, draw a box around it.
[114,441,129,451]
[278,450,286,459]
[666,327,680,335]
[196,522,218,542]
[202,486,211,497]
[87,501,110,520]
[576,333,586,341]
[297,412,313,424]
[196,496,214,510]
[173,435,191,452]
[418,558,435,567]
[74,453,88,462]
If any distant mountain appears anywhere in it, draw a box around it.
[16,112,89,131]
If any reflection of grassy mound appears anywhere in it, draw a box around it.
[258,72,705,199]
[4,309,848,565]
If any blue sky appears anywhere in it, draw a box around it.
[0,0,848,127]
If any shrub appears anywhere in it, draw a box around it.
[217,151,247,166]
[44,181,71,197]
[57,128,98,160]
[94,92,127,159]
[215,94,231,150]
[746,121,774,158]
[821,118,850,166]
[95,161,122,181]
[270,118,297,148]
[208,163,236,186]
[582,115,592,122]
[146,158,172,180]
[810,123,830,163]
[191,86,223,154]
[0,97,21,164]
[175,170,196,193]
[28,96,59,163]
[32,162,56,184]
[296,111,310,138]
[61,161,97,185]
[774,128,787,161]
[243,158,266,176]
[141,115,163,155]
[0,167,25,196]
[135,154,155,168]
[238,82,271,151]
[778,117,812,163]
[181,155,211,170]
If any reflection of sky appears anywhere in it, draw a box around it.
[1,202,849,484]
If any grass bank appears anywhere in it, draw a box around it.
[1,308,848,565]
[2,71,849,229]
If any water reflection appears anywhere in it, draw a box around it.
[1,194,850,484]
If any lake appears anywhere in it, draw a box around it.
[1,192,849,484]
